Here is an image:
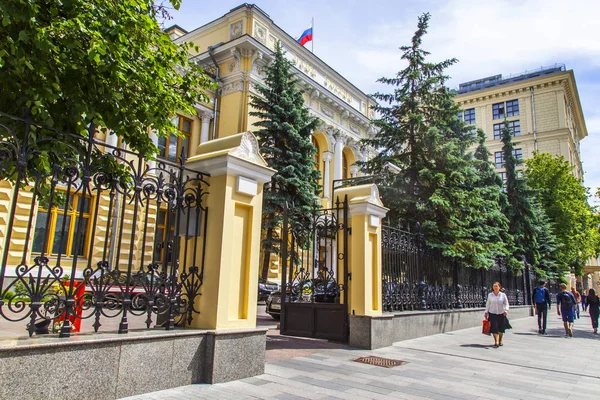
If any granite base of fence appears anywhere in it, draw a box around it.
[0,328,267,400]
[349,306,533,349]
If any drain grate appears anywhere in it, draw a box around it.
[353,356,407,368]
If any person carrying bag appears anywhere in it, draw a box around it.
[484,282,510,348]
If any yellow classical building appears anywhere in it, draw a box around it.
[454,65,587,181]
[165,3,376,206]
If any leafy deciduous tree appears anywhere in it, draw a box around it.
[0,0,213,180]
[526,152,599,276]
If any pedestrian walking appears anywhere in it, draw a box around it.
[581,290,588,312]
[557,284,577,337]
[587,288,599,334]
[484,281,509,348]
[532,280,551,334]
[572,288,581,319]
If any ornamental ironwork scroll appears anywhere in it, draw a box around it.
[382,224,530,313]
[0,112,209,337]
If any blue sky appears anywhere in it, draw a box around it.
[167,0,600,201]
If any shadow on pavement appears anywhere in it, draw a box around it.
[459,343,493,349]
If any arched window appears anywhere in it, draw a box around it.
[342,152,349,179]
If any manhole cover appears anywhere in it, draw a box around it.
[353,356,407,368]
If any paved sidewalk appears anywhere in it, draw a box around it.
[123,311,600,399]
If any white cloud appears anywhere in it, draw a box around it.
[349,0,600,87]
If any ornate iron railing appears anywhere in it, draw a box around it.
[280,198,348,306]
[0,112,209,337]
[382,224,532,312]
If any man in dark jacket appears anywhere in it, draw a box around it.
[532,280,551,334]
[557,283,577,337]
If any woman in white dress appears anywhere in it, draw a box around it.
[484,281,509,348]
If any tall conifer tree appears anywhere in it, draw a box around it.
[462,129,514,267]
[250,41,321,279]
[361,13,505,267]
[501,122,558,271]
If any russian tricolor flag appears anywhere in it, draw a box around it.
[297,24,313,46]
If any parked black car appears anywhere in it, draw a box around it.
[258,277,279,302]
[265,279,339,319]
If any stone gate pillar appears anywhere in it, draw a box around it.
[185,132,275,330]
[335,184,396,349]
[335,184,388,316]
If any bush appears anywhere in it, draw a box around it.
[13,280,28,296]
[2,290,15,302]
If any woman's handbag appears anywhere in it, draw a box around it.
[482,319,491,335]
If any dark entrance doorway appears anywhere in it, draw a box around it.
[279,197,349,342]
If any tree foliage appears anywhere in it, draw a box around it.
[360,13,508,268]
[525,152,599,276]
[0,0,213,166]
[467,129,514,266]
[249,41,321,278]
[501,123,560,273]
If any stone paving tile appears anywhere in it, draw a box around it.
[242,377,273,386]
[264,382,329,400]
[274,393,313,400]
[294,375,352,392]
[256,374,346,399]
[123,314,600,400]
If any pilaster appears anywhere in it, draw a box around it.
[185,131,276,329]
[335,184,388,316]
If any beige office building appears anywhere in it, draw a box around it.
[454,65,586,181]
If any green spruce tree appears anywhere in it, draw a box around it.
[361,13,505,267]
[461,129,514,268]
[501,121,559,272]
[531,198,561,279]
[249,41,321,279]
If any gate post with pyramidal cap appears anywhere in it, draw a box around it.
[185,131,275,330]
[334,184,388,317]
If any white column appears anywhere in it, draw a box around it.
[322,151,332,199]
[333,137,345,182]
[148,130,159,171]
[350,165,359,178]
[200,112,212,144]
[105,130,118,150]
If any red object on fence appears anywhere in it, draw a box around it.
[54,281,85,333]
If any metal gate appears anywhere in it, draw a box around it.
[280,197,349,342]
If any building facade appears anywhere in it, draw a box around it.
[454,65,587,182]
[166,4,376,207]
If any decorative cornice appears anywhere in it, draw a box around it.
[221,78,244,96]
[230,132,267,166]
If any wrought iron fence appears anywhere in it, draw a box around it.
[382,224,532,312]
[278,197,349,342]
[280,198,349,305]
[0,112,209,337]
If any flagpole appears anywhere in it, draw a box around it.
[311,17,314,53]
